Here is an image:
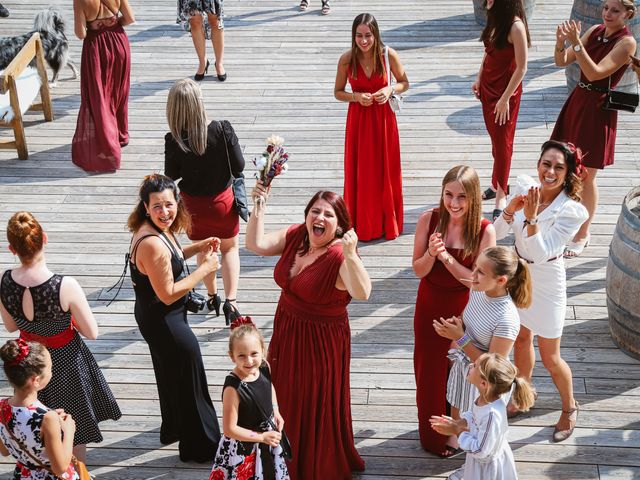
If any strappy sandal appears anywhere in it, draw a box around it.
[321,0,331,15]
[299,0,308,11]
[552,400,579,442]
[482,187,496,201]
[438,445,464,459]
[563,234,590,258]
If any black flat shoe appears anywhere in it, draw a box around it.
[223,298,240,326]
[482,187,496,201]
[194,59,210,81]
[215,62,227,82]
[207,293,221,316]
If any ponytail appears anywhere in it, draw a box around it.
[506,258,532,309]
[511,376,536,412]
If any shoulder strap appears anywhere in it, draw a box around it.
[2,418,51,472]
[229,373,277,431]
[106,236,138,306]
[219,121,236,182]
[384,46,391,86]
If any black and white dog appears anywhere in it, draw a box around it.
[0,8,79,85]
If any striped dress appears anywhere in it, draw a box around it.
[446,290,520,413]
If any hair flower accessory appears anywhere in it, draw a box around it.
[230,315,255,330]
[9,338,30,366]
[253,135,290,187]
[565,142,588,178]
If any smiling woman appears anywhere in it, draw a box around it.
[245,182,371,480]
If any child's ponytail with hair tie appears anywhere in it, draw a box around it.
[507,257,532,309]
[511,376,536,412]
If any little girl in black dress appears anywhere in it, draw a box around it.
[209,317,289,480]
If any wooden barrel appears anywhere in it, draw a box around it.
[606,186,640,360]
[473,0,536,26]
[566,0,640,94]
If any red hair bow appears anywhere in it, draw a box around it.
[9,338,30,366]
[565,142,585,175]
[230,316,255,330]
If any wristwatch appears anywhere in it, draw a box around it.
[572,44,582,52]
[525,217,539,226]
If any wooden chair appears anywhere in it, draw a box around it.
[0,32,53,160]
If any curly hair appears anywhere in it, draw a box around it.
[539,140,583,201]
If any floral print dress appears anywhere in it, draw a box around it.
[177,0,224,40]
[0,399,78,480]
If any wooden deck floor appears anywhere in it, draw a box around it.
[1,0,639,478]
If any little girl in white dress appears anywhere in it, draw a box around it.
[430,353,535,480]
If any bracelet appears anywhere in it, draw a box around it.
[456,333,472,349]
[502,209,514,217]
[352,92,356,102]
[427,249,437,258]
[555,46,565,54]
[391,86,396,96]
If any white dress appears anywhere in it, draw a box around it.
[494,178,588,338]
[459,393,517,480]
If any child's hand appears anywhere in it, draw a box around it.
[262,430,281,447]
[432,316,464,341]
[429,415,467,436]
[274,411,285,432]
[59,413,76,436]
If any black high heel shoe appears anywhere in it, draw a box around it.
[194,59,210,81]
[214,61,227,82]
[223,299,240,326]
[207,293,221,316]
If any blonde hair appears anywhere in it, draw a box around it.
[482,246,532,308]
[7,212,44,263]
[604,0,637,19]
[166,79,208,156]
[437,165,483,259]
[476,353,535,411]
[229,324,266,355]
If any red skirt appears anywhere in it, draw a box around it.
[181,187,239,240]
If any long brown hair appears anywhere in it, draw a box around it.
[538,140,583,202]
[436,165,483,259]
[480,0,531,49]
[127,174,192,234]
[298,191,352,256]
[349,13,384,80]
[6,211,44,263]
[482,246,532,308]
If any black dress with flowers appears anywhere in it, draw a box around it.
[209,365,289,480]
[0,398,79,480]
[177,0,224,39]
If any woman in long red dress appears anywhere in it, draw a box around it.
[474,0,530,220]
[334,13,409,241]
[246,182,371,480]
[72,0,134,173]
[412,165,495,457]
[551,0,637,257]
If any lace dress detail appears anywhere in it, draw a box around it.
[0,398,79,480]
[0,272,121,445]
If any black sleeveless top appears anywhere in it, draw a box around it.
[129,232,187,309]
[224,364,274,432]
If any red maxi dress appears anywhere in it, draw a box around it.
[72,10,130,173]
[267,224,364,480]
[551,25,631,169]
[480,40,523,192]
[343,62,403,241]
[413,210,490,454]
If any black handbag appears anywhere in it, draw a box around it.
[603,76,639,113]
[220,121,249,222]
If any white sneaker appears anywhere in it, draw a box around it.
[447,467,465,480]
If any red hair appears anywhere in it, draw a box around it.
[6,212,44,262]
[299,191,352,255]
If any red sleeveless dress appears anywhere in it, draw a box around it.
[480,40,523,192]
[72,7,130,173]
[551,25,630,169]
[413,210,490,454]
[344,60,403,241]
[267,224,364,480]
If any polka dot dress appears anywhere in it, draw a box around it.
[0,271,122,445]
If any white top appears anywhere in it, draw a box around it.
[494,177,588,264]
[464,290,520,350]
[459,393,518,480]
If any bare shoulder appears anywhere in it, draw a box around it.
[417,209,434,229]
[338,50,352,65]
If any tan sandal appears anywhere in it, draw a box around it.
[552,400,579,442]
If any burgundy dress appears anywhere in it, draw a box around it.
[413,210,490,454]
[344,61,403,241]
[480,39,523,192]
[72,5,130,173]
[551,25,630,169]
[267,224,364,480]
